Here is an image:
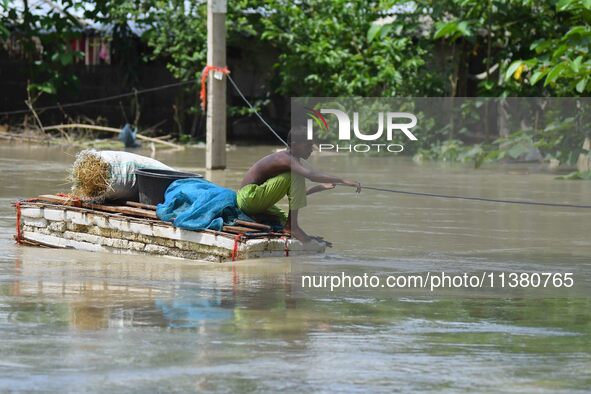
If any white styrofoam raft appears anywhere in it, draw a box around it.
[17,204,325,262]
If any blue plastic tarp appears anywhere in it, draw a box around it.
[156,178,249,231]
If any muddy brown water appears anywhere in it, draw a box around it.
[1,143,590,392]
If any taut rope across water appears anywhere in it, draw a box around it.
[345,185,591,209]
[227,78,591,210]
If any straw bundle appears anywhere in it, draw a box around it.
[69,150,111,199]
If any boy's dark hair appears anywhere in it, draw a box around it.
[287,126,313,146]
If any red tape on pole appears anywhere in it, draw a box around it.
[200,65,230,111]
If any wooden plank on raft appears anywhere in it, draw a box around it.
[34,195,157,219]
[234,220,271,231]
[222,225,263,234]
[83,203,159,219]
[36,194,82,206]
[126,201,157,211]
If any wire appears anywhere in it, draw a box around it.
[0,80,196,116]
[350,185,591,209]
[2,71,290,148]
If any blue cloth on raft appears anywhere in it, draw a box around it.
[156,178,252,231]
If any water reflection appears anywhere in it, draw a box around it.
[1,245,591,391]
[1,144,591,392]
[6,248,298,331]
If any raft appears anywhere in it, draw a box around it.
[13,195,325,263]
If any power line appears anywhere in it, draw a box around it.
[1,74,290,149]
[0,79,196,116]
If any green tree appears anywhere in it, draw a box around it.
[506,0,591,95]
[252,0,438,97]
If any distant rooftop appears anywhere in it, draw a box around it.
[2,0,151,35]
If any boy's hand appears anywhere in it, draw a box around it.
[341,179,361,193]
[307,183,336,195]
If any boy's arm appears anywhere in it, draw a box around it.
[306,183,335,195]
[290,157,361,192]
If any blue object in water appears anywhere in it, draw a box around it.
[156,178,251,231]
[154,296,233,329]
[119,123,141,148]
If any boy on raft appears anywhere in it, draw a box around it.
[237,126,361,243]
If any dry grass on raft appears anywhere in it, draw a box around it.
[69,151,111,199]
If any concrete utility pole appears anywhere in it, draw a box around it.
[206,0,227,170]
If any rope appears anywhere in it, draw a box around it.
[226,73,589,211]
[200,65,230,111]
[225,79,589,210]
[231,233,243,261]
[355,185,591,209]
[14,198,38,243]
[227,74,288,147]
[233,72,591,211]
[233,69,591,211]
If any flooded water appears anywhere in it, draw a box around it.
[1,143,590,392]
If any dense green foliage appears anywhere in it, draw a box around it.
[254,0,436,96]
[505,0,591,95]
[1,0,589,171]
[7,1,588,98]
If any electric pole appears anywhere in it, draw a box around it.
[206,0,227,170]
